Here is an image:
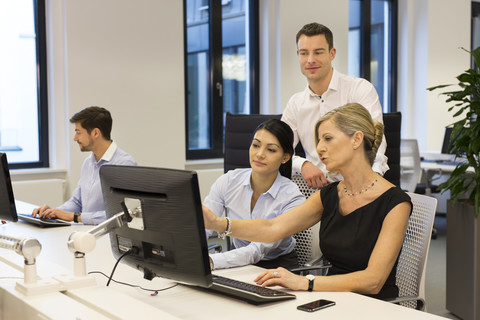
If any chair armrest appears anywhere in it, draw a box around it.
[208,243,222,253]
[385,295,425,311]
[290,257,331,276]
[290,265,330,276]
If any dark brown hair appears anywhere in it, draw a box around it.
[70,106,112,140]
[296,23,334,50]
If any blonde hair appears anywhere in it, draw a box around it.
[314,103,384,166]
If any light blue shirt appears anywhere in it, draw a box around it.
[204,168,305,269]
[58,141,137,225]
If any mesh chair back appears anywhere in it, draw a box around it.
[383,112,402,187]
[291,174,321,267]
[396,192,437,309]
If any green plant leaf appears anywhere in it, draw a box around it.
[427,84,453,91]
[431,46,480,218]
[458,72,474,83]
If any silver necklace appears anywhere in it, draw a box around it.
[343,178,378,197]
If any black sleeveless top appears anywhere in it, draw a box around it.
[320,182,412,300]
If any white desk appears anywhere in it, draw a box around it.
[420,160,474,213]
[0,201,449,319]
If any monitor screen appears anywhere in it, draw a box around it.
[0,153,18,222]
[441,127,453,154]
[99,165,212,288]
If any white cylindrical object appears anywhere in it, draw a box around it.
[74,255,87,277]
[24,264,37,285]
[69,231,96,253]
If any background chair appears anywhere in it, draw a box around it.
[290,173,322,268]
[388,192,437,310]
[383,112,402,187]
[224,112,306,172]
[289,173,330,275]
[400,139,423,193]
[400,138,440,239]
[224,113,281,173]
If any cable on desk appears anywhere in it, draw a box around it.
[88,271,178,293]
[0,276,23,280]
[105,247,137,286]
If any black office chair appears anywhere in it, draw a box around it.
[224,113,282,173]
[382,112,402,187]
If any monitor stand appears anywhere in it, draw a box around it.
[0,234,61,295]
[54,208,129,290]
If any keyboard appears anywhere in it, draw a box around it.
[207,274,296,305]
[17,213,71,227]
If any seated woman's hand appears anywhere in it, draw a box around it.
[254,267,307,291]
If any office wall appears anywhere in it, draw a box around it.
[398,0,470,152]
[48,0,185,197]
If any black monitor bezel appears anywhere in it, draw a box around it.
[0,153,18,222]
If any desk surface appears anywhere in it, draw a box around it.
[0,201,448,319]
[421,160,468,173]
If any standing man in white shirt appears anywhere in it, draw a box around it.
[281,23,388,189]
[32,106,137,225]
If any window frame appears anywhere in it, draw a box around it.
[353,0,398,112]
[184,0,259,160]
[472,1,480,65]
[8,0,49,169]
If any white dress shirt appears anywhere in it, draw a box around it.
[204,168,305,270]
[281,69,389,180]
[58,141,137,225]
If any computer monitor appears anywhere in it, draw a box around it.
[0,153,18,222]
[441,127,453,154]
[99,165,212,288]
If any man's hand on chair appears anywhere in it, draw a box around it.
[301,161,329,189]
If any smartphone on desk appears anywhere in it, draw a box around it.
[297,299,335,312]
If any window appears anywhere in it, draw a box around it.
[472,2,480,65]
[348,0,397,112]
[185,0,259,160]
[0,0,48,169]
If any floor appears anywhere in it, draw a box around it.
[425,215,461,319]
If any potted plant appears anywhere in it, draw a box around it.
[427,46,480,320]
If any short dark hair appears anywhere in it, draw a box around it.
[70,106,112,140]
[254,119,294,179]
[296,23,334,50]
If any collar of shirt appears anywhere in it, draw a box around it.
[90,141,118,164]
[240,171,283,199]
[306,68,339,98]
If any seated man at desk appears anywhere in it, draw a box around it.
[32,106,137,225]
[204,119,305,270]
